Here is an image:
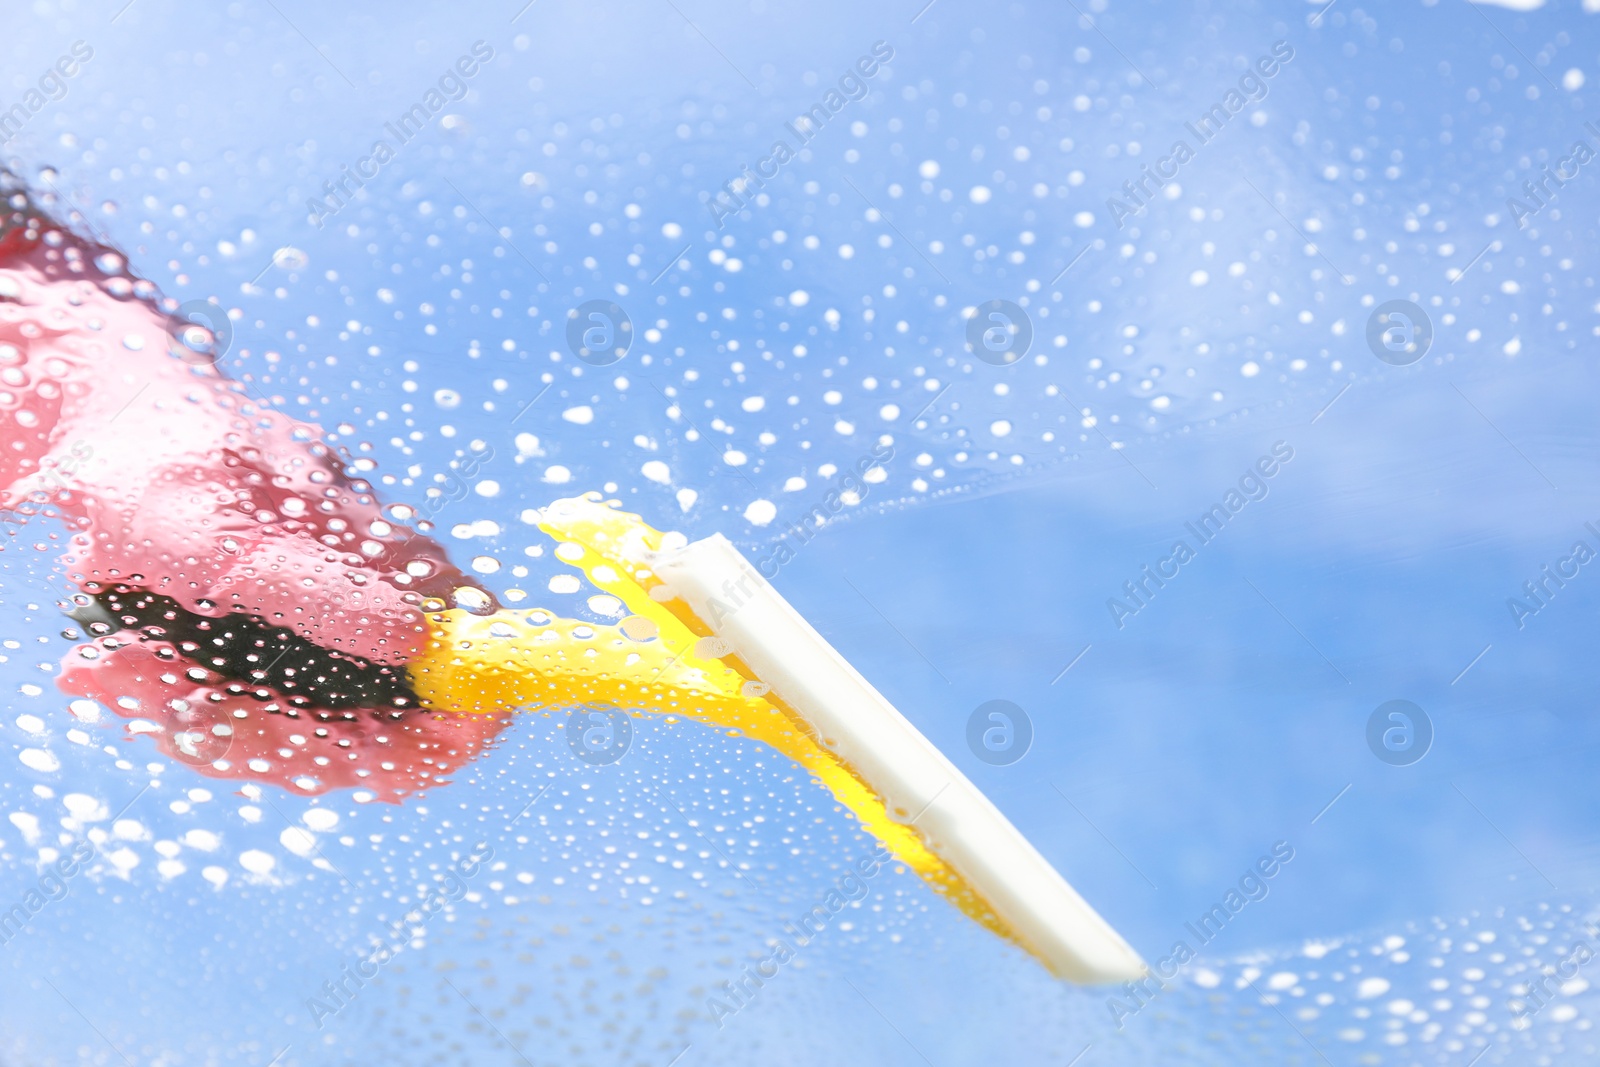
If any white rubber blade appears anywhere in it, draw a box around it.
[651,534,1145,985]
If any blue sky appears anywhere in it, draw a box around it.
[5,0,1600,1063]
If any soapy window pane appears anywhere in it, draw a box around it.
[1,2,1598,1065]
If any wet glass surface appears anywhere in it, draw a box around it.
[4,0,1600,1063]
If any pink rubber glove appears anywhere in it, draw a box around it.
[0,187,509,799]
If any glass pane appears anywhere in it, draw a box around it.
[2,2,1596,1064]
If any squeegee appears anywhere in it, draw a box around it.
[650,533,1145,985]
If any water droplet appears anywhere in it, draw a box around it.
[619,616,658,641]
[452,586,493,613]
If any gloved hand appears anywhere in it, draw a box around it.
[0,185,510,799]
